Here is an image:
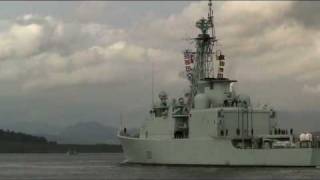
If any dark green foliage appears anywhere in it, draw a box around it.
[0,142,122,153]
[0,129,48,144]
[0,129,122,153]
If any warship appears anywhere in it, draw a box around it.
[118,0,320,166]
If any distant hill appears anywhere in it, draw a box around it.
[0,129,49,144]
[53,122,119,145]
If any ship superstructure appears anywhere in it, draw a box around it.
[118,0,320,166]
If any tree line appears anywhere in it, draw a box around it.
[0,129,49,144]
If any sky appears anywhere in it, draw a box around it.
[0,1,320,131]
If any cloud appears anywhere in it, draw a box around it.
[0,1,320,114]
[288,1,320,29]
[211,2,320,82]
[0,22,43,59]
[303,84,320,94]
[74,2,109,23]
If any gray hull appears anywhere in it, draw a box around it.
[119,136,320,166]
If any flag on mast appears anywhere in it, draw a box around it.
[183,50,195,81]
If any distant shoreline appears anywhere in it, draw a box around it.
[0,142,123,153]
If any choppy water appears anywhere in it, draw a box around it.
[0,153,319,180]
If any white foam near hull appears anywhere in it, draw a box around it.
[119,136,320,166]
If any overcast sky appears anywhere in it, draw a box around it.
[0,1,319,130]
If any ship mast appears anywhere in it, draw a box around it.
[184,0,225,108]
[208,0,216,45]
[194,0,218,80]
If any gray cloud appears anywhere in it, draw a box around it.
[288,1,320,29]
[0,1,319,131]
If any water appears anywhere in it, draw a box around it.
[0,153,319,180]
